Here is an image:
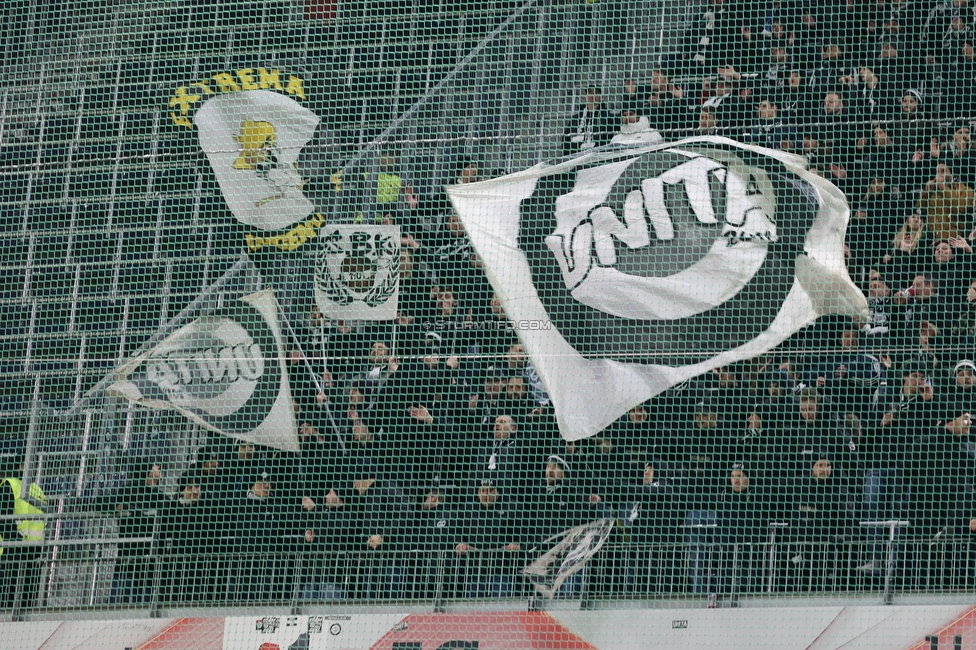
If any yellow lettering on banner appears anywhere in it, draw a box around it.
[237,68,258,91]
[285,75,306,100]
[212,73,241,93]
[169,86,202,115]
[169,113,194,129]
[194,80,215,95]
[258,68,283,90]
[171,68,306,131]
[245,215,324,252]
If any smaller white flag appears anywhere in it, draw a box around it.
[523,518,615,598]
[106,289,299,452]
[314,225,400,321]
[195,90,319,231]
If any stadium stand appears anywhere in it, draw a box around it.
[1,0,976,621]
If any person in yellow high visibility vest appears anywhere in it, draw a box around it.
[1,477,47,544]
[0,455,48,609]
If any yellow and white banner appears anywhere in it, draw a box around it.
[195,89,319,231]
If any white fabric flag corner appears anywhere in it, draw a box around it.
[449,136,869,441]
[106,288,300,452]
[523,518,615,598]
[314,224,400,321]
[195,90,320,231]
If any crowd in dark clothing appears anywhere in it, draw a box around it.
[93,0,976,600]
[104,303,976,600]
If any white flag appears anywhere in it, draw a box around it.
[523,518,615,598]
[449,136,868,441]
[314,225,400,321]
[106,289,299,452]
[195,90,319,231]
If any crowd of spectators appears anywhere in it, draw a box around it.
[71,0,976,602]
[103,220,976,601]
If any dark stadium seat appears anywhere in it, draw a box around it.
[0,337,28,376]
[159,227,208,259]
[74,299,124,332]
[44,112,80,138]
[32,332,81,364]
[35,302,75,336]
[116,84,154,110]
[115,227,157,262]
[1,173,31,203]
[151,60,195,85]
[39,144,71,165]
[30,269,76,299]
[77,266,115,297]
[113,199,159,230]
[118,60,155,82]
[0,235,29,267]
[1,144,38,167]
[83,333,123,367]
[33,235,71,265]
[73,232,118,265]
[124,296,164,331]
[158,33,190,56]
[116,169,151,197]
[119,138,153,161]
[117,262,167,296]
[0,377,31,413]
[69,172,113,200]
[31,173,67,202]
[82,87,118,112]
[0,268,25,301]
[123,112,157,138]
[73,143,115,167]
[79,115,121,142]
[156,166,197,194]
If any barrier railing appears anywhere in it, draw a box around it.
[3,525,975,617]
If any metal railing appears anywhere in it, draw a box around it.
[3,523,976,618]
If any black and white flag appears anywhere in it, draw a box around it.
[106,289,299,452]
[523,518,615,598]
[314,225,400,321]
[449,136,868,441]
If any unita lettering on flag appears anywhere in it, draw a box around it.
[106,289,299,452]
[449,136,868,441]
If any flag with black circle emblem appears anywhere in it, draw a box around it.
[314,225,400,321]
[448,136,868,441]
[106,289,299,452]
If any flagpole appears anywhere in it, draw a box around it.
[62,253,253,419]
[275,300,347,453]
[314,319,344,450]
[319,321,327,381]
[390,321,398,364]
[329,0,540,223]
